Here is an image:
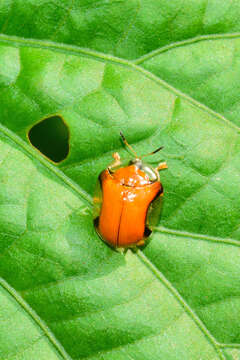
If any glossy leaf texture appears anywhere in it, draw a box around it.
[0,1,240,359]
[138,35,240,127]
[2,0,240,59]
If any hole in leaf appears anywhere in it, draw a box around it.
[28,115,69,163]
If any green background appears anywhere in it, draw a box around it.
[0,1,240,359]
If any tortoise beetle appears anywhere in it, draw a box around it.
[93,132,167,249]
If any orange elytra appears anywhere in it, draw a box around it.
[93,132,167,250]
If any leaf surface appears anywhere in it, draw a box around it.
[0,278,66,359]
[0,129,221,359]
[2,0,240,59]
[138,35,240,126]
[0,1,240,359]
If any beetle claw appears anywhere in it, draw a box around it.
[136,239,145,247]
[155,161,168,172]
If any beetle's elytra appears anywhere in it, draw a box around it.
[93,133,167,249]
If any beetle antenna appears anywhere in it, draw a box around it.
[120,132,139,158]
[141,146,164,158]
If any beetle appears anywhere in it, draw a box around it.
[93,132,167,249]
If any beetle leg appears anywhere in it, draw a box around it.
[108,152,121,169]
[130,240,145,253]
[136,239,145,247]
[115,247,127,254]
[155,161,168,172]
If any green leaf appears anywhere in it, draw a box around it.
[0,278,68,359]
[138,35,240,126]
[223,347,240,360]
[0,1,240,359]
[2,0,240,59]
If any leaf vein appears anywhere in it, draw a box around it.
[0,277,71,360]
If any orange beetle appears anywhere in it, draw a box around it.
[93,133,167,249]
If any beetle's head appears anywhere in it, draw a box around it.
[120,132,165,182]
[128,158,160,182]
